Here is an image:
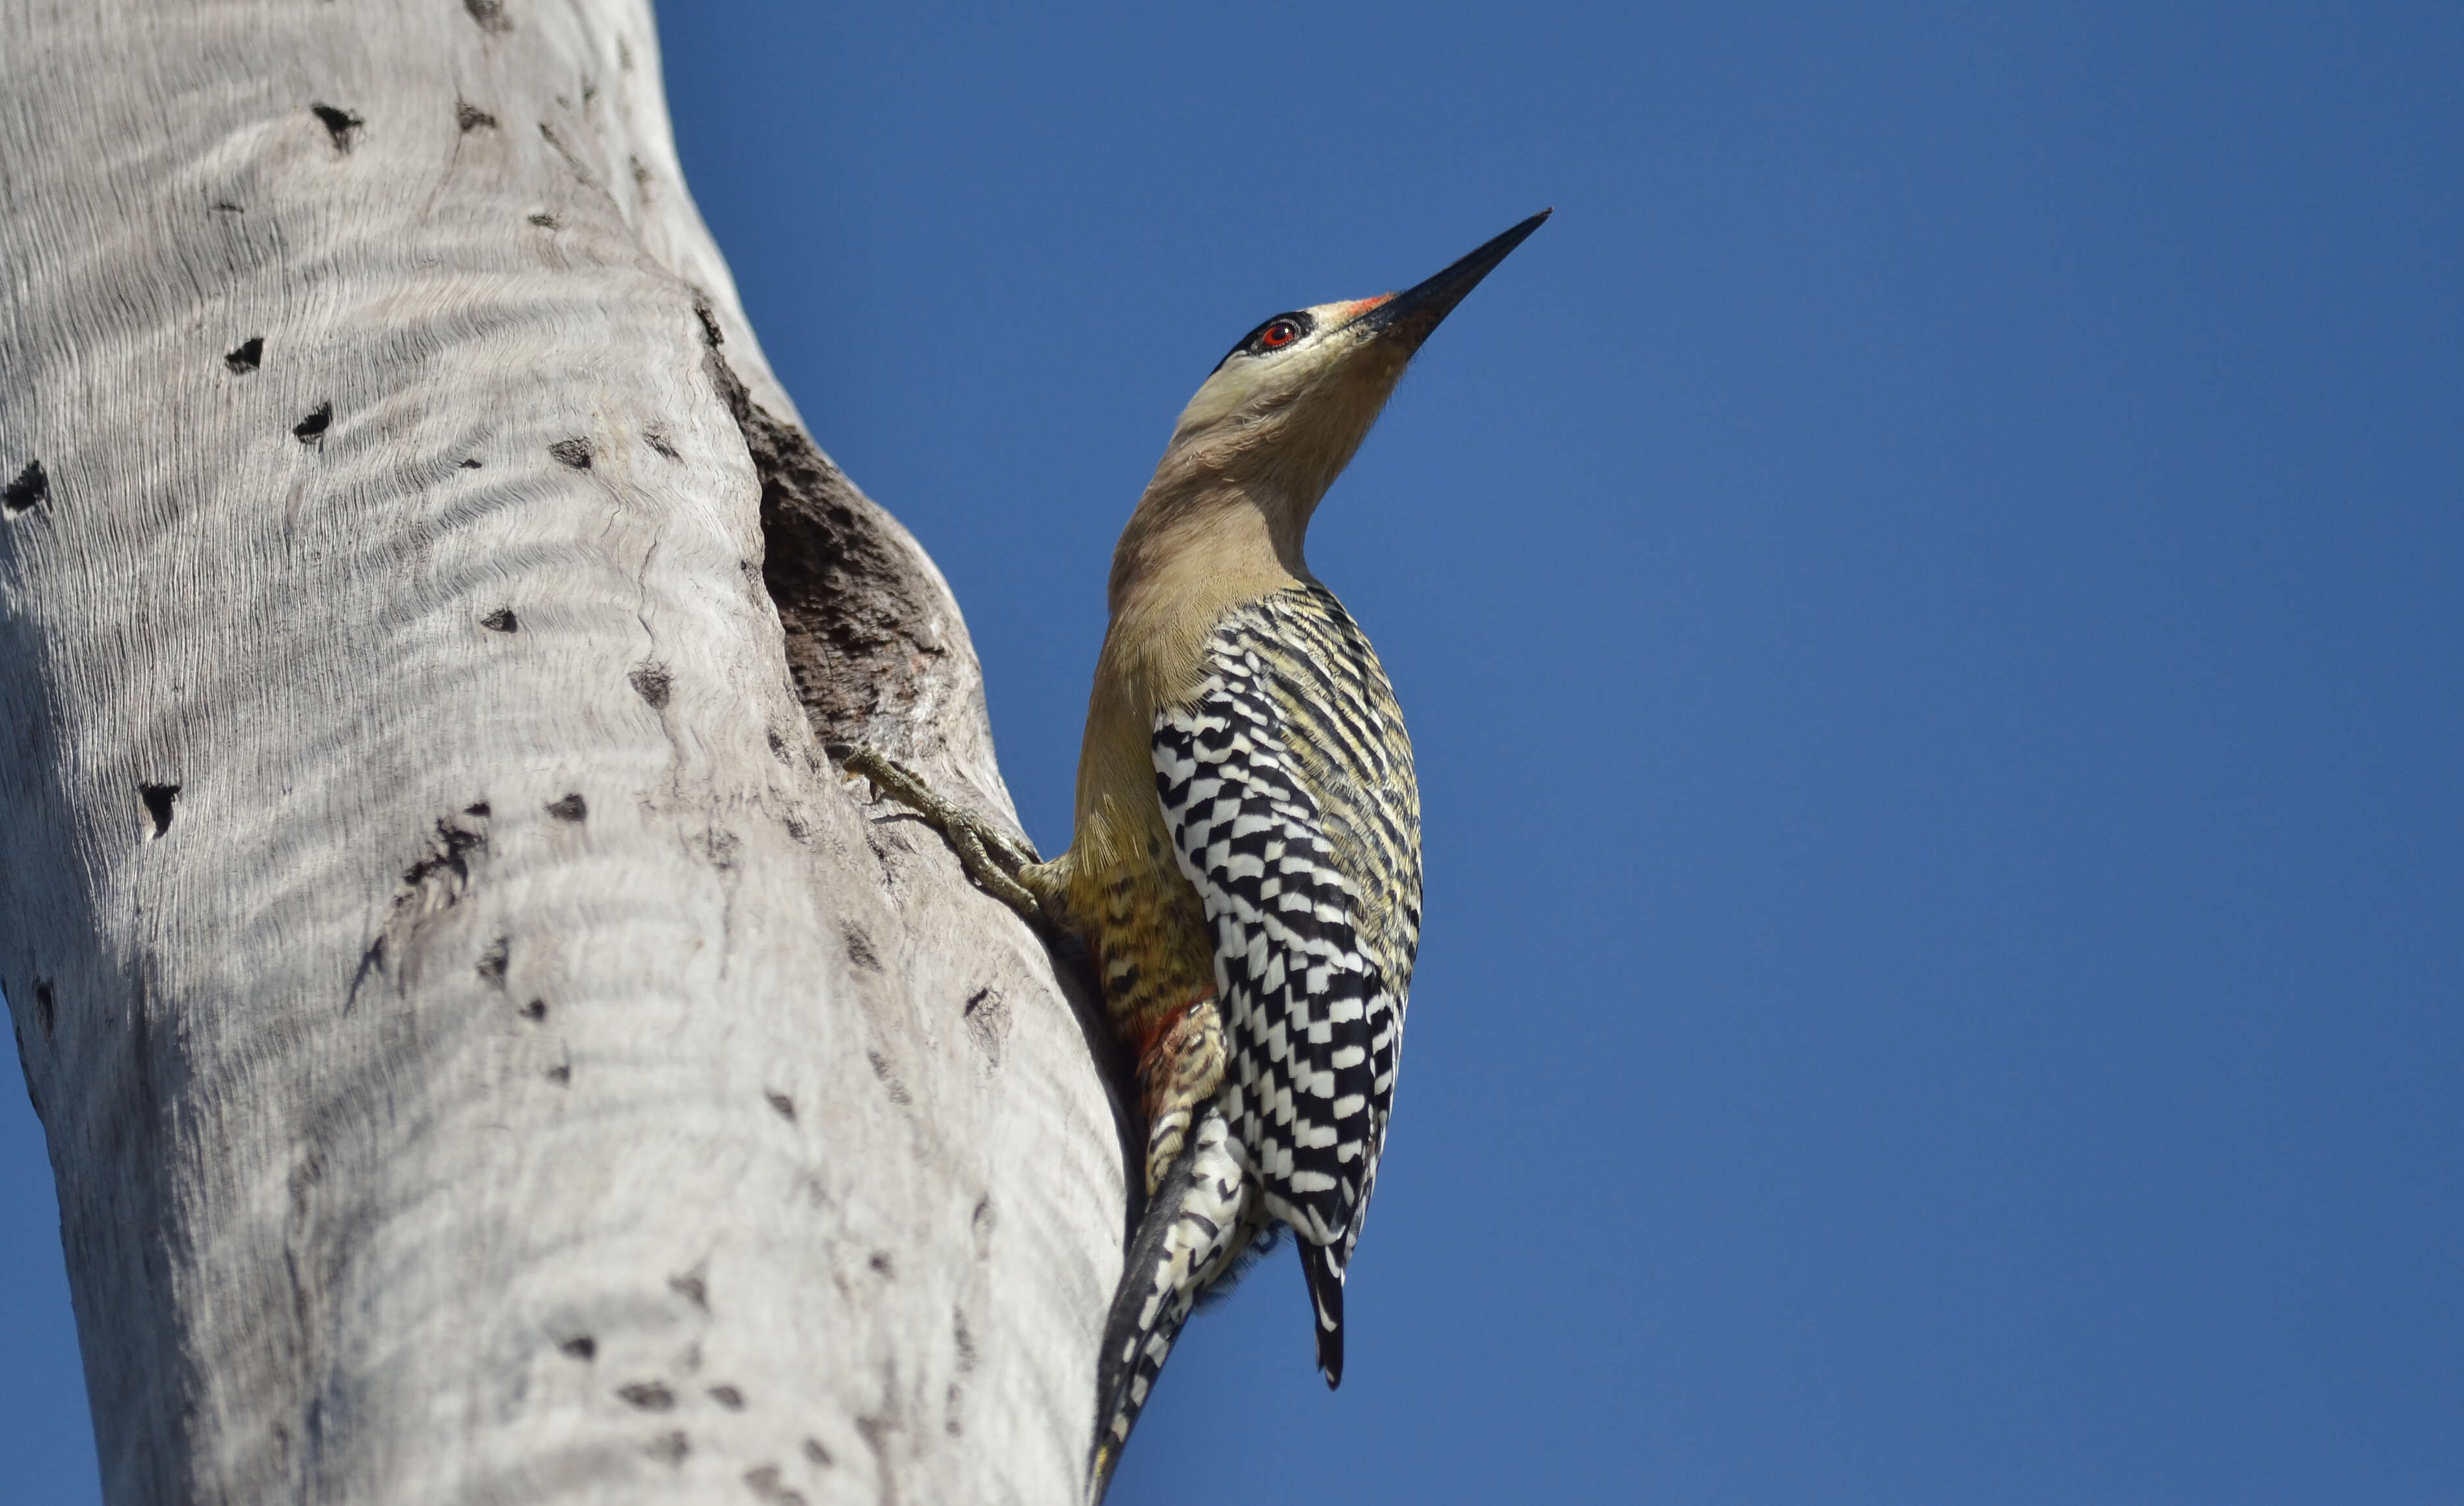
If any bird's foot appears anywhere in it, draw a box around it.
[1136,998,1226,1195]
[835,745,1048,926]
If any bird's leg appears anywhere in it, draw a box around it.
[836,745,1057,927]
[1133,995,1228,1196]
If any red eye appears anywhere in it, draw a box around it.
[1260,320,1299,349]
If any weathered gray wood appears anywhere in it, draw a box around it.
[0,3,1126,1501]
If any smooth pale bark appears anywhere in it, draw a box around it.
[0,4,1127,1502]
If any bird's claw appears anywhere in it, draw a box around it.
[837,745,1048,924]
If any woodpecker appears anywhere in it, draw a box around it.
[842,209,1547,1501]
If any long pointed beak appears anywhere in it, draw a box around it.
[1354,208,1552,350]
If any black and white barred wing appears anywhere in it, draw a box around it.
[1152,593,1415,1380]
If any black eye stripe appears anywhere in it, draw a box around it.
[1212,310,1318,372]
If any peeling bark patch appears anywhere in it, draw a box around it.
[864,1051,910,1106]
[962,986,1009,1068]
[310,104,362,153]
[403,819,486,891]
[223,337,263,373]
[842,925,882,972]
[349,816,486,1007]
[4,460,49,516]
[481,607,518,632]
[617,1381,674,1411]
[537,122,598,189]
[764,1089,795,1122]
[744,1465,806,1505]
[645,1431,689,1466]
[33,981,55,1038]
[852,1413,896,1489]
[527,211,559,229]
[644,426,679,460]
[140,784,179,838]
[548,437,592,469]
[544,793,587,822]
[476,936,509,987]
[628,663,671,707]
[351,937,386,1001]
[708,1384,745,1410]
[952,1308,978,1371]
[697,300,955,745]
[456,100,497,132]
[293,403,331,444]
[691,829,740,870]
[520,998,547,1022]
[463,0,512,34]
[802,1438,832,1468]
[559,1335,596,1361]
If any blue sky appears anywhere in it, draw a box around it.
[6,3,2461,1500]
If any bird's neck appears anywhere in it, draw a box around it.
[1101,475,1311,705]
[1066,476,1310,877]
[1113,478,1305,603]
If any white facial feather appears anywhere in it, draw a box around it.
[1169,300,1381,449]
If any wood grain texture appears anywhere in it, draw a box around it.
[0,3,1126,1501]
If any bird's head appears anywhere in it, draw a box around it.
[1140,211,1550,553]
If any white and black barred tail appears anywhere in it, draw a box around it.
[1089,1107,1260,1504]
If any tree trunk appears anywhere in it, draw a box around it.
[0,4,1126,1502]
